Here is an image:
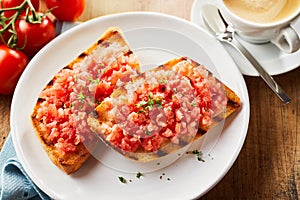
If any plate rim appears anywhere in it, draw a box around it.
[10,11,250,199]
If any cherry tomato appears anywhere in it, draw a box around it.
[0,45,29,94]
[46,0,84,21]
[1,0,40,18]
[15,12,56,58]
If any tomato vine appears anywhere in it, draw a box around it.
[0,0,42,49]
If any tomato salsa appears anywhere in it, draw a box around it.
[96,69,203,153]
[95,58,227,154]
[35,42,139,155]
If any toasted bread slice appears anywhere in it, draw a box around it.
[88,57,240,162]
[31,27,140,174]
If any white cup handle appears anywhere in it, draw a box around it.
[271,26,300,53]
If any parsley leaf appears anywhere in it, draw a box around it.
[135,94,163,112]
[136,172,143,179]
[118,176,127,183]
[78,92,86,103]
[145,130,151,136]
[160,79,167,84]
[191,101,197,107]
[187,150,205,162]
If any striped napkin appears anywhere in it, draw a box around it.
[0,134,51,200]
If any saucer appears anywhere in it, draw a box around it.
[191,0,300,76]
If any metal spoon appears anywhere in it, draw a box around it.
[201,4,291,104]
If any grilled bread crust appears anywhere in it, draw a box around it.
[31,27,139,174]
[31,113,90,174]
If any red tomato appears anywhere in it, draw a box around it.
[1,0,40,18]
[46,0,84,21]
[15,12,56,58]
[0,45,29,94]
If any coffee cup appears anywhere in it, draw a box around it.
[203,0,300,53]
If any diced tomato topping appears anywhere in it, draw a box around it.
[35,45,139,154]
[100,69,202,153]
[98,59,227,153]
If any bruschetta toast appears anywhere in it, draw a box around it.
[88,57,240,162]
[31,27,140,174]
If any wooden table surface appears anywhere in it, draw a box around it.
[1,0,300,199]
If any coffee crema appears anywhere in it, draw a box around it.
[223,0,300,24]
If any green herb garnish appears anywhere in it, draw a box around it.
[136,172,143,179]
[118,176,127,183]
[135,94,163,112]
[73,75,77,82]
[187,150,205,162]
[135,100,147,108]
[191,101,197,107]
[160,79,167,84]
[78,92,86,103]
[88,77,100,84]
[96,78,100,84]
[155,98,163,108]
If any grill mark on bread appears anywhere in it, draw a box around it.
[63,65,72,70]
[97,39,103,45]
[126,154,139,161]
[179,139,189,147]
[78,52,88,59]
[47,79,54,86]
[157,150,168,157]
[197,129,207,135]
[213,115,224,123]
[98,30,120,47]
[228,98,240,108]
[99,41,110,47]
[124,50,133,57]
[37,97,44,103]
[92,110,99,118]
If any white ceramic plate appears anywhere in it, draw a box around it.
[191,0,300,76]
[10,12,249,200]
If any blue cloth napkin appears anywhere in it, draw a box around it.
[0,134,52,200]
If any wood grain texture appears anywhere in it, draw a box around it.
[1,0,299,199]
[0,95,12,150]
[202,67,300,199]
[78,0,193,21]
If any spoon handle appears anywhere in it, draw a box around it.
[228,36,291,104]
